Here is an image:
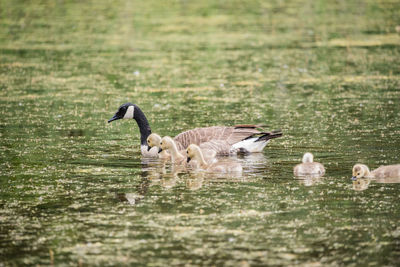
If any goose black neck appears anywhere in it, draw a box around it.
[133,105,152,145]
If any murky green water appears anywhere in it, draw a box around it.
[1,0,400,265]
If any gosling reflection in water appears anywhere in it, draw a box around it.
[114,192,144,205]
[116,149,270,203]
[352,177,371,191]
[295,174,324,186]
[186,175,204,191]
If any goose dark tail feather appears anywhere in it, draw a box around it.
[255,130,283,142]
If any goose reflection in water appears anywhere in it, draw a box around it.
[186,175,204,191]
[115,152,270,204]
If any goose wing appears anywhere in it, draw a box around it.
[173,125,281,150]
[199,140,232,155]
[173,126,229,150]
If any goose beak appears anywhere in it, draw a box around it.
[351,176,357,181]
[108,114,121,123]
[158,148,162,153]
[187,157,191,163]
[147,146,152,152]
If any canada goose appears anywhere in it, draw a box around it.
[352,164,400,180]
[293,152,325,176]
[186,144,243,173]
[147,133,170,159]
[108,103,282,157]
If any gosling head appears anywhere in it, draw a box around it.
[352,164,370,180]
[159,136,173,153]
[186,144,200,163]
[108,103,135,123]
[302,152,314,163]
[147,133,161,152]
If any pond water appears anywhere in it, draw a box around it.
[1,0,400,265]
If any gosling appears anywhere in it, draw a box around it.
[147,133,170,159]
[159,136,187,164]
[186,144,242,173]
[160,136,217,165]
[352,164,400,180]
[293,152,325,176]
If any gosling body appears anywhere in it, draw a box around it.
[352,164,400,180]
[160,136,216,166]
[294,153,325,176]
[147,133,170,159]
[187,144,242,173]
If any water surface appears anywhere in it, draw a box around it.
[1,0,400,265]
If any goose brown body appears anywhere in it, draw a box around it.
[174,125,282,155]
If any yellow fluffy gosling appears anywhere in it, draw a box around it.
[159,136,186,164]
[352,164,400,180]
[147,133,170,159]
[293,152,325,176]
[160,136,217,165]
[186,144,242,173]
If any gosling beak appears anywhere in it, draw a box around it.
[158,148,163,153]
[108,114,120,123]
[187,157,191,163]
[351,176,357,181]
[147,146,152,152]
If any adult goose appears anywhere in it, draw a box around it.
[108,103,282,157]
[352,164,400,180]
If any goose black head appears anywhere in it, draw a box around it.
[108,103,135,123]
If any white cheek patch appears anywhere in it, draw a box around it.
[123,105,134,119]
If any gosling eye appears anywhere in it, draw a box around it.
[357,173,360,175]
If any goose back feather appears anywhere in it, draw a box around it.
[174,125,282,154]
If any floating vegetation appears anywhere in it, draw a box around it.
[0,0,399,265]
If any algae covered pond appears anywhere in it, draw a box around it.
[1,0,400,265]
